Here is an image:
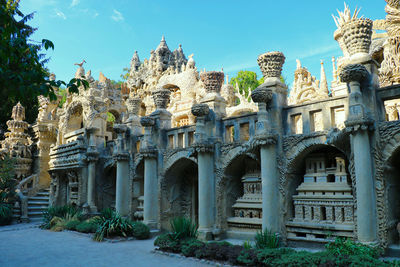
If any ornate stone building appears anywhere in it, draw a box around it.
[7,1,400,250]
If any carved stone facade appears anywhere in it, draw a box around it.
[8,2,400,249]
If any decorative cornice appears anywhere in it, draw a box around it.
[344,117,375,133]
[139,147,158,158]
[113,151,130,161]
[192,142,214,154]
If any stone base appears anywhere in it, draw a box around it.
[198,229,213,241]
[82,203,97,214]
[150,229,161,238]
[386,244,400,258]
[225,230,257,240]
[144,220,158,230]
[20,216,30,223]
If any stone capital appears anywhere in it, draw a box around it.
[251,87,273,105]
[250,133,277,148]
[113,151,130,161]
[192,142,214,154]
[86,127,99,135]
[139,148,158,158]
[113,124,128,134]
[191,103,210,117]
[86,150,99,162]
[339,64,369,84]
[344,117,374,133]
[140,116,155,127]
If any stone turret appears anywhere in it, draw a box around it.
[1,102,32,178]
[130,51,141,71]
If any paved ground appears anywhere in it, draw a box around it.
[0,223,209,267]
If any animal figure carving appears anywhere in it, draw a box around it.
[74,60,86,67]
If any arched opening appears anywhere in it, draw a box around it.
[105,110,121,141]
[385,148,400,245]
[98,165,117,210]
[140,103,147,117]
[286,145,353,242]
[133,160,144,221]
[161,158,198,230]
[223,153,261,234]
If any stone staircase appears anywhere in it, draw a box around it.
[13,188,50,223]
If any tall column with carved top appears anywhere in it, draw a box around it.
[340,64,377,243]
[140,116,158,229]
[252,51,286,233]
[113,124,130,217]
[85,127,99,213]
[191,103,214,240]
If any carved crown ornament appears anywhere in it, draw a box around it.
[251,87,273,105]
[257,51,285,79]
[200,71,224,94]
[152,88,171,109]
[191,103,210,117]
[339,64,369,83]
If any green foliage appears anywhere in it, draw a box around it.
[255,228,280,249]
[237,249,258,266]
[169,217,198,240]
[120,67,130,81]
[242,240,253,250]
[0,155,16,225]
[180,239,205,257]
[256,248,295,265]
[106,112,116,123]
[229,71,263,98]
[132,222,150,240]
[93,212,134,242]
[64,220,80,231]
[41,205,81,229]
[154,233,181,253]
[76,221,98,233]
[325,237,383,258]
[0,1,88,130]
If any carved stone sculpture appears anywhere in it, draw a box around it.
[339,64,369,83]
[341,18,373,56]
[257,51,285,79]
[140,116,155,127]
[200,71,224,94]
[152,88,171,110]
[251,87,273,104]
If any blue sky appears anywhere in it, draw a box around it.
[20,0,386,89]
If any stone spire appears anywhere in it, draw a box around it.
[156,35,169,51]
[320,60,329,95]
[130,51,141,71]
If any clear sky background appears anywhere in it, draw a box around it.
[19,0,386,90]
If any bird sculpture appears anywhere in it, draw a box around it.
[74,59,86,67]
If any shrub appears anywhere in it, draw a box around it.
[132,222,150,240]
[76,221,98,233]
[180,239,205,257]
[41,205,81,229]
[0,155,16,226]
[256,248,295,266]
[64,220,80,231]
[255,228,280,249]
[100,208,114,220]
[195,242,242,264]
[93,212,134,242]
[242,240,253,250]
[0,203,13,226]
[169,217,198,240]
[237,248,258,266]
[325,237,383,258]
[154,233,180,252]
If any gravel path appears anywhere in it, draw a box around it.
[0,223,209,267]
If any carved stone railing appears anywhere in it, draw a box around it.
[15,173,39,222]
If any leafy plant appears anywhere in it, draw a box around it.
[325,237,383,258]
[180,239,205,257]
[76,221,98,233]
[64,220,80,231]
[0,155,16,225]
[0,203,13,225]
[255,228,280,249]
[242,240,253,250]
[41,205,81,229]
[93,212,134,242]
[132,222,150,240]
[169,217,198,240]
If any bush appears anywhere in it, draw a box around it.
[256,248,295,266]
[195,241,242,264]
[0,155,16,226]
[169,217,198,240]
[154,233,180,252]
[325,237,383,258]
[41,205,81,229]
[0,203,13,226]
[93,212,134,242]
[64,220,80,231]
[76,221,98,233]
[132,222,150,240]
[255,228,280,249]
[181,239,205,257]
[237,248,258,266]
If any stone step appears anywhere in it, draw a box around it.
[36,191,50,197]
[28,200,49,206]
[28,206,48,211]
[28,196,49,201]
[27,211,45,217]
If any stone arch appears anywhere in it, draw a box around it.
[377,132,400,245]
[132,157,144,221]
[160,156,198,230]
[216,146,260,233]
[283,141,353,242]
[105,109,122,141]
[162,149,197,177]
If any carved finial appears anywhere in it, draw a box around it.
[251,87,273,104]
[296,59,301,69]
[200,71,225,94]
[152,88,171,109]
[339,64,369,83]
[257,51,285,79]
[11,102,25,121]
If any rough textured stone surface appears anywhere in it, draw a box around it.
[339,64,369,83]
[341,18,373,56]
[200,71,224,94]
[257,51,285,78]
[191,103,210,117]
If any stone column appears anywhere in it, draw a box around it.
[125,96,142,135]
[340,64,377,243]
[140,116,159,229]
[84,127,99,213]
[192,103,214,240]
[113,124,130,217]
[251,51,286,233]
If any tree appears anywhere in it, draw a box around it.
[0,0,88,133]
[229,71,263,98]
